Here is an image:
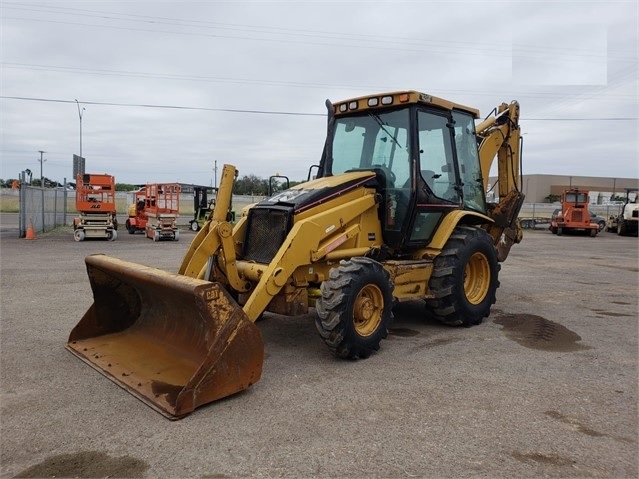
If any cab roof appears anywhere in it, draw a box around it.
[332,90,480,119]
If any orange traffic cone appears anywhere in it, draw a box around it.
[25,220,36,240]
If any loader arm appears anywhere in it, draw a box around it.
[475,101,525,260]
[240,192,379,322]
[178,164,249,293]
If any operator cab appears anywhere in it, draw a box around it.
[319,91,487,250]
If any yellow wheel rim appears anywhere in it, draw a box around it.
[464,252,490,305]
[353,284,384,337]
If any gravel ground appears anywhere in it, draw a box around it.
[1,225,637,478]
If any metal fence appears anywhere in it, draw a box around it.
[18,185,70,237]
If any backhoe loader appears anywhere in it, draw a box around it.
[67,91,524,419]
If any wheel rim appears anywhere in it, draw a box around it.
[353,284,383,337]
[464,252,490,305]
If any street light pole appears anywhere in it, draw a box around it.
[75,99,85,160]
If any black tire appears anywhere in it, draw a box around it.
[190,221,199,232]
[597,220,605,231]
[617,221,627,236]
[425,226,500,327]
[315,257,393,359]
[126,220,135,234]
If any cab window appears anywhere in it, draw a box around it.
[417,111,458,203]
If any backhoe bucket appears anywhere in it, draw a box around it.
[67,254,263,419]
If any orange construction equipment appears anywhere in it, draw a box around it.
[73,173,118,241]
[141,183,181,241]
[549,188,599,237]
[125,188,148,235]
[25,219,35,240]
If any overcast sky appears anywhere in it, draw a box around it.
[1,0,637,186]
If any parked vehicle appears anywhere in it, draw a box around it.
[72,173,118,242]
[549,189,599,237]
[605,188,639,236]
[67,91,525,419]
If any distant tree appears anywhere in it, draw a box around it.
[116,184,138,192]
[545,194,561,203]
[610,194,626,202]
[233,175,269,195]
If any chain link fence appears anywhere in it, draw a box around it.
[18,185,71,238]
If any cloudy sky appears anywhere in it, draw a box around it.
[1,0,637,186]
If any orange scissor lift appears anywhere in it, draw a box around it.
[142,183,181,241]
[73,173,118,241]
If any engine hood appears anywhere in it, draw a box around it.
[258,170,377,213]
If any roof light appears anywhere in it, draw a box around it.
[399,93,410,102]
[339,103,348,112]
[381,95,393,105]
[349,101,358,110]
[368,97,379,107]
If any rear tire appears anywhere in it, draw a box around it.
[73,229,85,242]
[315,257,393,359]
[190,221,199,232]
[425,226,499,327]
[617,221,627,236]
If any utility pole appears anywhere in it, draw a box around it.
[38,150,46,232]
[214,160,218,187]
[38,150,46,186]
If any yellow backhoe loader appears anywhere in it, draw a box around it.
[67,91,524,419]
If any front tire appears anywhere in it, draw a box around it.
[425,226,499,327]
[315,257,393,359]
[126,220,135,234]
[190,221,199,232]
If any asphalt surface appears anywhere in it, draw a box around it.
[1,224,637,478]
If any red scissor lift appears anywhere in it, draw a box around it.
[73,173,118,241]
[143,183,181,241]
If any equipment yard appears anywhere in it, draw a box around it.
[1,226,637,478]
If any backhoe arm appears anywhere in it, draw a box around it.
[476,101,525,261]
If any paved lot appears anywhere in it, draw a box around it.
[1,225,637,478]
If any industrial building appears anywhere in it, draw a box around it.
[488,174,638,203]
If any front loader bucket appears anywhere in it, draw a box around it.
[67,254,263,419]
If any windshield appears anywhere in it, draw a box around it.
[565,192,588,203]
[330,109,411,188]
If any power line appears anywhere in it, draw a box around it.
[0,96,324,116]
[1,95,636,120]
[4,2,634,62]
